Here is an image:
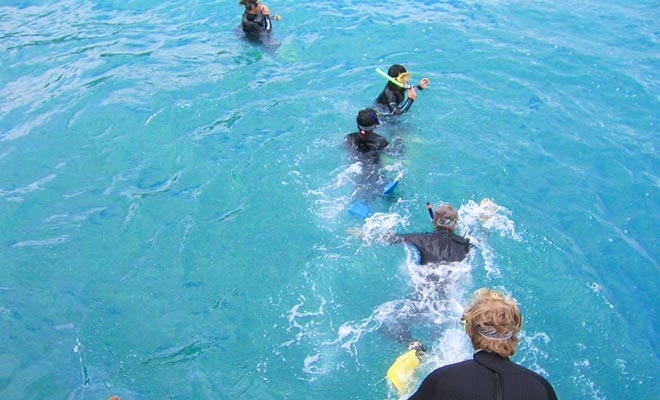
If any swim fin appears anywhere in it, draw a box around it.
[348,202,370,218]
[386,349,421,393]
[383,180,399,195]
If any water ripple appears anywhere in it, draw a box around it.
[142,339,214,367]
[121,171,181,199]
[11,234,71,248]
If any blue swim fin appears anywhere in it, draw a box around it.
[383,180,399,195]
[349,202,370,218]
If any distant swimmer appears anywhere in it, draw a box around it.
[407,288,558,400]
[239,0,281,35]
[389,203,470,265]
[375,64,430,115]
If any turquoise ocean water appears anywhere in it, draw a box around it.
[1,1,658,399]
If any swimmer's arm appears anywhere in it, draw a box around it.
[403,78,430,90]
[381,88,403,114]
[390,98,414,114]
[391,87,416,114]
[384,232,405,243]
[261,4,281,22]
[398,97,414,114]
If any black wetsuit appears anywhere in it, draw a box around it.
[241,8,272,34]
[408,351,558,400]
[376,84,414,115]
[393,230,469,265]
[346,131,389,165]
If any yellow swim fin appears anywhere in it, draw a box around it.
[386,349,421,393]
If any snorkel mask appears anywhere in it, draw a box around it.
[396,71,412,83]
[357,111,381,133]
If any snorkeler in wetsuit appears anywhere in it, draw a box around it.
[390,203,470,265]
[346,108,389,165]
[375,64,430,115]
[240,0,281,34]
[346,108,397,204]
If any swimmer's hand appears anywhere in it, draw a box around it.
[273,13,281,20]
[408,86,417,100]
[419,78,430,89]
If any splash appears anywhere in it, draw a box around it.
[459,198,521,240]
[361,212,408,245]
[332,253,472,356]
[458,198,522,277]
[304,163,362,220]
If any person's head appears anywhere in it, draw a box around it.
[387,64,412,86]
[356,108,381,134]
[432,203,458,231]
[461,288,523,357]
[240,0,259,10]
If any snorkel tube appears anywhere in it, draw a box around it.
[376,68,406,88]
[426,203,434,220]
[376,68,418,90]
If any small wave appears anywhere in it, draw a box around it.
[572,360,606,400]
[120,202,140,231]
[142,339,214,367]
[73,336,90,386]
[12,234,71,248]
[178,217,194,254]
[214,205,244,223]
[45,207,107,224]
[121,171,181,199]
[0,174,57,201]
[283,294,328,347]
[190,112,242,141]
[302,353,329,376]
[518,331,553,378]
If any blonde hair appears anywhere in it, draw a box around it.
[461,288,523,357]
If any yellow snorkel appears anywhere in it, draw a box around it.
[376,68,416,89]
[376,68,405,88]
